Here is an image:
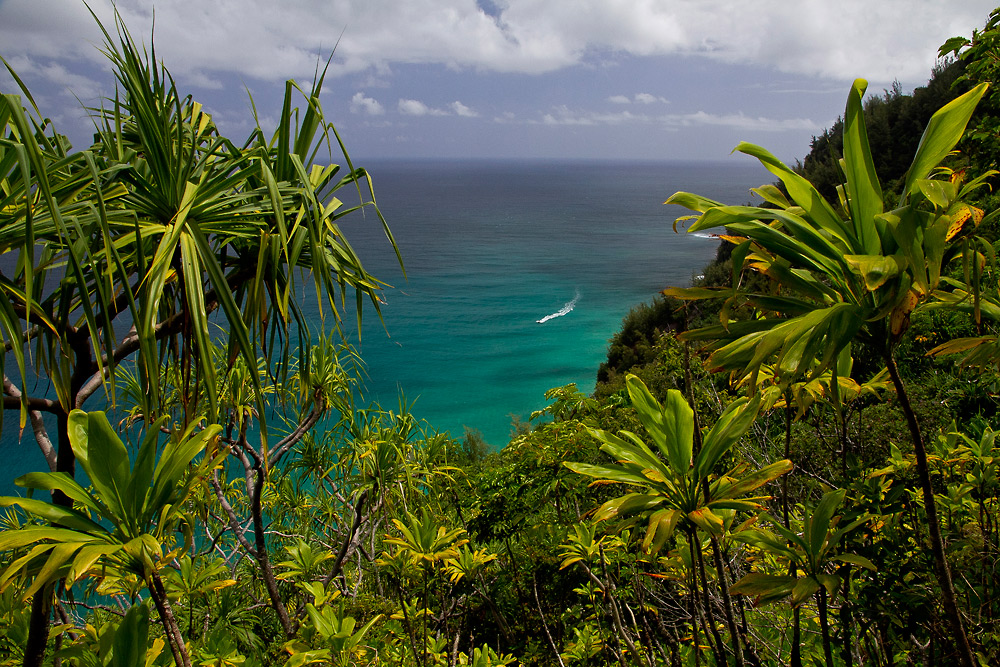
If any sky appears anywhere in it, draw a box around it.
[0,0,997,163]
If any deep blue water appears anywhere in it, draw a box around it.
[0,158,769,488]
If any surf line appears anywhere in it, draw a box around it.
[537,290,581,324]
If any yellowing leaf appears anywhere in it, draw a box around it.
[890,289,919,337]
[946,207,971,241]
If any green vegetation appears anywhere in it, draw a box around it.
[3,6,1000,667]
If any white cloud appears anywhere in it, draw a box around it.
[668,111,820,132]
[0,0,994,85]
[541,106,645,126]
[536,105,819,132]
[634,93,667,104]
[398,98,448,116]
[350,92,385,115]
[450,101,479,117]
[608,95,631,104]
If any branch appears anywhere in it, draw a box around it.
[267,400,325,469]
[1,392,61,416]
[209,471,259,558]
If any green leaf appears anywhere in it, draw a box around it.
[642,508,682,554]
[110,603,150,667]
[696,395,760,479]
[842,79,883,254]
[790,576,821,605]
[593,493,662,522]
[68,410,130,523]
[730,572,796,598]
[563,462,653,488]
[808,489,846,560]
[832,553,877,571]
[844,254,901,291]
[13,472,101,515]
[0,497,105,534]
[0,526,96,551]
[735,142,851,246]
[903,83,988,201]
[713,459,793,500]
[687,507,724,536]
[627,377,693,476]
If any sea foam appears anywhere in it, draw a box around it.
[537,290,581,324]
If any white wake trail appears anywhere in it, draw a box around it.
[537,290,581,324]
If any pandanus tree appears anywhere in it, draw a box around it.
[566,374,792,666]
[664,78,989,665]
[0,7,398,663]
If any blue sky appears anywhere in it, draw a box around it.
[1,0,997,163]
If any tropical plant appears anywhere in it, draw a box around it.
[566,373,792,666]
[731,489,874,667]
[0,410,224,667]
[381,509,469,666]
[1,7,398,663]
[664,77,989,666]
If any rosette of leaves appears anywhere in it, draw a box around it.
[565,374,791,554]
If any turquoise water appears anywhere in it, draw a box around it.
[0,159,769,486]
[336,159,768,445]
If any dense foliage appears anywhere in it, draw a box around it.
[3,6,1000,667]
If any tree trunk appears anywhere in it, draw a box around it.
[884,353,974,667]
[22,587,52,667]
[710,534,745,667]
[149,571,193,667]
[23,408,76,667]
[817,586,834,667]
[249,462,296,637]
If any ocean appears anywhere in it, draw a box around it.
[335,158,768,446]
[0,158,769,486]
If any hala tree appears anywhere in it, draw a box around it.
[0,8,398,666]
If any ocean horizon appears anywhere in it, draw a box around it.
[334,157,770,445]
[0,158,771,486]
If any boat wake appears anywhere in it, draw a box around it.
[537,290,581,324]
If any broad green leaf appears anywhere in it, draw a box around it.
[842,79,883,255]
[664,191,724,214]
[68,543,122,583]
[593,493,662,522]
[844,254,902,291]
[696,395,760,478]
[730,572,796,597]
[832,553,877,571]
[563,462,654,489]
[903,83,988,201]
[0,497,105,534]
[68,410,129,522]
[713,459,793,500]
[808,489,846,560]
[642,508,683,554]
[23,542,84,598]
[0,526,97,551]
[687,507,724,536]
[736,142,851,246]
[790,576,822,605]
[13,472,101,515]
[627,378,694,476]
[110,603,150,667]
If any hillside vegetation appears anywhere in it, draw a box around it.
[3,7,1000,667]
